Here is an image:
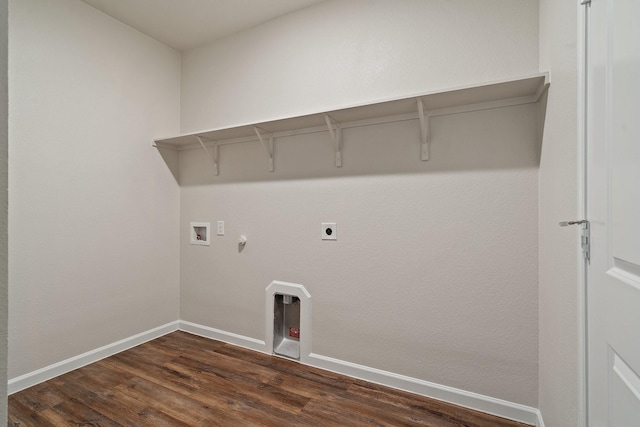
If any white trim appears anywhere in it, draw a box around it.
[9,319,545,426]
[172,113,417,151]
[7,321,179,395]
[154,73,549,148]
[577,1,590,426]
[537,410,547,427]
[179,320,267,353]
[612,354,640,403]
[174,94,544,154]
[306,352,541,426]
[177,321,543,425]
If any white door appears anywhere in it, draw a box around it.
[587,0,640,426]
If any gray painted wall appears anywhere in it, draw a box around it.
[179,0,541,406]
[8,0,181,379]
[0,0,7,421]
[6,1,587,422]
[538,0,580,425]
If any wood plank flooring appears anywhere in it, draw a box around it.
[8,331,532,426]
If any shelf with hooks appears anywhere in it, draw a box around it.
[154,73,549,173]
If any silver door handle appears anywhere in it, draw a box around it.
[559,220,589,227]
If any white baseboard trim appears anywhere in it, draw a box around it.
[8,321,179,395]
[537,410,546,427]
[307,353,541,426]
[178,320,267,353]
[8,320,544,427]
[177,321,542,426]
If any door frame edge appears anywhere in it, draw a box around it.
[577,1,590,426]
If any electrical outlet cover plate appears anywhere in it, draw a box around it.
[322,223,337,240]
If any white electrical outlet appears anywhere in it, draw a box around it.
[322,223,336,240]
[217,220,225,236]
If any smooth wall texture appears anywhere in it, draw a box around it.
[180,0,540,133]
[538,0,580,425]
[0,0,7,420]
[8,0,181,378]
[179,0,540,406]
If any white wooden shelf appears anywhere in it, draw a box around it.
[154,73,549,174]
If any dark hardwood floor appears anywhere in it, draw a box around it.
[8,331,532,426]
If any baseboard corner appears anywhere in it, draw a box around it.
[178,320,267,353]
[8,320,179,395]
[174,321,540,426]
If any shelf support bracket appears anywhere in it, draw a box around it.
[253,127,274,172]
[324,114,342,167]
[196,135,219,176]
[417,98,430,161]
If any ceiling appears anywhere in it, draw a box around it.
[81,0,326,51]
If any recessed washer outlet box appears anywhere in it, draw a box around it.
[190,222,210,246]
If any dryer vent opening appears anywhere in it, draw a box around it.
[273,294,300,360]
[266,281,311,362]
